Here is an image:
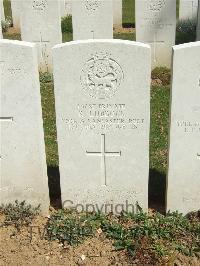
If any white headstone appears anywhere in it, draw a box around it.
[113,0,122,27]
[0,40,49,213]
[135,0,176,68]
[53,40,151,214]
[11,0,21,29]
[179,0,198,22]
[0,20,2,39]
[61,0,72,16]
[197,0,200,40]
[167,42,200,215]
[0,0,2,39]
[72,0,113,40]
[0,0,5,21]
[20,0,62,72]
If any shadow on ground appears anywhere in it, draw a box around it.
[149,169,166,214]
[47,166,62,209]
[47,166,167,214]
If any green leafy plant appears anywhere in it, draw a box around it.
[45,209,200,260]
[61,15,72,33]
[101,211,200,259]
[39,72,53,84]
[1,17,12,33]
[0,200,40,229]
[46,209,100,246]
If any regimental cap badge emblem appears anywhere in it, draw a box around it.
[33,0,47,11]
[80,52,124,100]
[84,0,100,11]
[149,0,166,12]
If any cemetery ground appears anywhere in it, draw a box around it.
[1,60,200,265]
[1,1,200,265]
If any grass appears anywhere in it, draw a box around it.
[122,0,135,27]
[3,0,12,20]
[150,85,170,174]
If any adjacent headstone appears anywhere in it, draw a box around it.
[197,0,200,40]
[0,21,2,39]
[61,0,72,17]
[11,0,21,29]
[0,0,5,21]
[0,40,49,213]
[179,0,198,22]
[53,40,151,213]
[135,0,176,68]
[20,0,62,72]
[113,0,122,27]
[72,0,113,40]
[167,42,200,215]
[0,0,2,39]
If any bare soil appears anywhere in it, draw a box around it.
[113,26,135,34]
[0,213,199,266]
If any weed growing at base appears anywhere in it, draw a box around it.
[0,200,40,229]
[45,209,200,259]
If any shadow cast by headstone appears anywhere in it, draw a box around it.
[47,166,62,209]
[47,166,167,213]
[149,169,166,214]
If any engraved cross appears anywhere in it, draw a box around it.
[34,32,49,57]
[86,134,121,186]
[0,60,5,75]
[91,30,95,39]
[147,31,164,63]
[33,32,50,45]
[192,1,197,17]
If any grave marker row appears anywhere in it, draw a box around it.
[9,0,197,70]
[1,38,200,215]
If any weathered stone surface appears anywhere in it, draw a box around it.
[11,0,21,29]
[179,0,198,22]
[61,0,72,16]
[167,42,200,215]
[53,40,151,213]
[0,0,5,21]
[0,40,49,213]
[72,0,113,40]
[20,0,62,72]
[113,0,122,27]
[135,0,176,68]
